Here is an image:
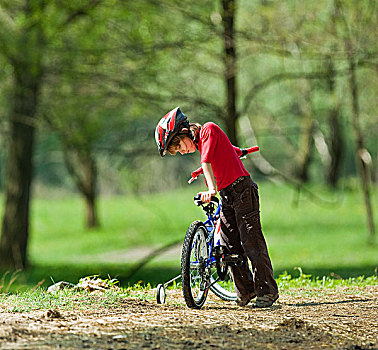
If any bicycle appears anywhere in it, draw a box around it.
[156,146,259,309]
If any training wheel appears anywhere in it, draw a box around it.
[156,284,166,304]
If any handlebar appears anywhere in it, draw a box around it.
[194,194,219,206]
[240,146,259,157]
[188,145,259,184]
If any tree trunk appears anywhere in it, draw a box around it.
[326,58,344,188]
[294,83,314,184]
[295,115,314,183]
[0,0,45,270]
[347,53,376,242]
[0,69,40,269]
[85,192,99,229]
[83,154,99,229]
[222,0,238,145]
[63,147,100,229]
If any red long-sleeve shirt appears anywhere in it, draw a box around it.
[197,122,250,191]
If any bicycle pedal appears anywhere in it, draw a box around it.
[225,254,243,267]
[200,281,208,291]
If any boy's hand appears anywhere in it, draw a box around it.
[198,190,217,203]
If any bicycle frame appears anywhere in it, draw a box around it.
[202,201,222,270]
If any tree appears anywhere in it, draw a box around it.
[333,0,376,241]
[0,0,104,269]
[0,1,44,269]
[325,56,344,187]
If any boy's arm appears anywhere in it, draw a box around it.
[198,162,217,203]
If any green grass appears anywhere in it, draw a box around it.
[0,182,377,291]
[1,274,376,313]
[261,183,377,275]
[29,189,201,263]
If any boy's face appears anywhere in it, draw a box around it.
[174,136,196,155]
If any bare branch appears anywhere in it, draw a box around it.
[239,70,349,117]
[239,115,343,209]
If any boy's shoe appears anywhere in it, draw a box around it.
[253,293,279,308]
[235,292,256,307]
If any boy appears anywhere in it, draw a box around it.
[155,107,278,307]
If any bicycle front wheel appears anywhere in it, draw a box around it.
[181,221,209,309]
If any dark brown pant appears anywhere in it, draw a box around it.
[219,176,278,298]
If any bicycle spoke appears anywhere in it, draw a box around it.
[181,221,209,308]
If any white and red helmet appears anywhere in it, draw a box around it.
[155,107,189,157]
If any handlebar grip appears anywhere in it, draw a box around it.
[246,146,259,153]
[188,177,196,184]
[240,146,259,157]
[194,195,219,206]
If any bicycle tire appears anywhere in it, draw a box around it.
[156,284,166,304]
[210,271,237,301]
[210,260,253,302]
[181,220,209,309]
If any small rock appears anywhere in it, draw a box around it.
[113,334,128,342]
[47,281,77,293]
[46,309,62,319]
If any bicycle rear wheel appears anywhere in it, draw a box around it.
[210,268,237,301]
[181,221,209,309]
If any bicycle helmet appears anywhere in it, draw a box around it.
[155,107,190,157]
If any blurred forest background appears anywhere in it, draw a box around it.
[0,0,376,285]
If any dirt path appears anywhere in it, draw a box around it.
[88,244,182,263]
[0,286,377,349]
